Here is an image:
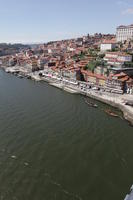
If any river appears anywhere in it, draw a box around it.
[0,70,133,200]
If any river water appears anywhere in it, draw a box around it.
[0,70,133,200]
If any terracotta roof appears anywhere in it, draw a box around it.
[101,39,116,44]
[113,72,127,77]
[81,70,107,80]
[126,78,133,83]
[119,76,129,82]
[105,52,131,56]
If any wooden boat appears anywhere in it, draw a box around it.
[105,109,118,117]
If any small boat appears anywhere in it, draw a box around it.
[84,98,98,108]
[105,109,118,117]
[17,74,23,78]
[92,103,98,108]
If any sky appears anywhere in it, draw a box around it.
[0,0,133,43]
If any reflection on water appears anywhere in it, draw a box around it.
[0,70,133,200]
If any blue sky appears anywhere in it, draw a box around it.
[0,0,133,43]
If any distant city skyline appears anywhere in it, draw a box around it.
[0,0,133,43]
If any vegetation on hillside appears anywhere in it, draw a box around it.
[0,43,29,56]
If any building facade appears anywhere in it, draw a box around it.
[100,39,116,52]
[104,52,132,67]
[116,24,133,42]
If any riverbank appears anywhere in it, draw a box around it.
[85,91,133,126]
[67,84,133,125]
[1,66,133,126]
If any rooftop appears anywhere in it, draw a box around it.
[117,24,133,29]
[101,39,116,44]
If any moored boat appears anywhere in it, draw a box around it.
[105,109,118,117]
[84,98,98,108]
[18,74,23,78]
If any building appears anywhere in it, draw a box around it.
[9,57,17,67]
[31,59,39,72]
[109,67,133,76]
[106,73,127,94]
[94,66,108,76]
[62,68,77,80]
[116,24,133,42]
[82,70,107,86]
[104,52,132,67]
[100,39,117,52]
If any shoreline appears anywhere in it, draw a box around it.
[86,91,133,126]
[1,67,133,126]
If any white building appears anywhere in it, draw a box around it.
[100,39,117,52]
[116,24,133,42]
[104,52,132,67]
